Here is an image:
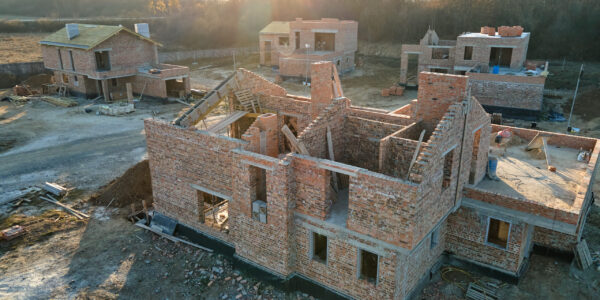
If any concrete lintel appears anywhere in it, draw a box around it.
[403,51,422,55]
[317,160,360,178]
[241,159,275,171]
[231,148,283,165]
[427,45,454,49]
[311,29,338,33]
[462,197,577,235]
[294,212,411,256]
[488,45,517,48]
[189,183,232,201]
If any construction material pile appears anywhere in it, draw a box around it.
[92,160,153,208]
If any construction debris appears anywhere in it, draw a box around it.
[41,96,78,107]
[575,239,593,270]
[39,194,89,219]
[43,182,68,196]
[135,222,213,253]
[1,225,25,241]
[98,103,135,116]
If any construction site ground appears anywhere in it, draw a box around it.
[1,54,600,299]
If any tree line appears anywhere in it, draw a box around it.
[1,0,598,60]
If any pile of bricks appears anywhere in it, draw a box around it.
[498,26,524,37]
[480,26,496,36]
[381,86,404,97]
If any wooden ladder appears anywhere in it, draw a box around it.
[234,89,261,113]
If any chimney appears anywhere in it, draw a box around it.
[66,24,79,40]
[310,61,334,119]
[135,23,150,38]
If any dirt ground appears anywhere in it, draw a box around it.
[0,54,599,299]
[0,33,44,64]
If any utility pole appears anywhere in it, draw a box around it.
[567,64,584,132]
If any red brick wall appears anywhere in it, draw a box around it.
[144,119,246,243]
[468,72,545,111]
[446,206,529,273]
[291,157,333,219]
[533,226,577,252]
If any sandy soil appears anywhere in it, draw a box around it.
[0,33,44,64]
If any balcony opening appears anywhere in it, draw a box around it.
[312,232,327,263]
[489,47,512,67]
[431,47,449,59]
[359,249,378,284]
[315,33,335,51]
[486,217,510,249]
[95,51,111,71]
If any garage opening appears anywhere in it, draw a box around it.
[315,33,335,51]
[166,78,186,98]
[431,47,449,59]
[490,47,512,67]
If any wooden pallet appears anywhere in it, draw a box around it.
[575,239,593,270]
[466,282,498,300]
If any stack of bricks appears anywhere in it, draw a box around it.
[498,26,524,37]
[381,86,405,97]
[480,26,496,36]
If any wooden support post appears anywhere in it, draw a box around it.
[542,137,556,172]
[130,203,136,222]
[126,83,133,103]
[142,200,148,223]
[281,125,309,155]
[406,130,426,180]
[326,126,339,192]
[101,79,110,102]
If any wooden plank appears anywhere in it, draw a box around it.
[39,196,86,219]
[135,223,213,252]
[326,126,339,192]
[332,64,344,98]
[207,111,247,133]
[43,182,67,196]
[405,130,426,180]
[281,125,309,155]
[126,83,133,103]
[526,132,551,150]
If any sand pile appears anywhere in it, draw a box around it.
[92,160,153,208]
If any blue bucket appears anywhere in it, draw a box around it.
[488,157,498,175]
[492,65,500,74]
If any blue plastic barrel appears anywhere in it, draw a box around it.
[488,157,498,177]
[492,65,500,74]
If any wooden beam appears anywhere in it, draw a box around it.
[135,223,213,252]
[332,64,344,98]
[207,111,247,133]
[281,125,309,155]
[405,130,426,180]
[126,83,133,103]
[326,126,339,192]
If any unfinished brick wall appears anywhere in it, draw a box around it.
[292,216,400,299]
[378,136,421,178]
[230,150,294,276]
[348,106,413,126]
[297,99,347,159]
[291,157,334,219]
[455,33,529,71]
[238,69,287,97]
[468,73,545,111]
[347,170,418,248]
[144,119,245,243]
[533,226,577,252]
[415,72,468,131]
[446,206,529,273]
[342,116,404,172]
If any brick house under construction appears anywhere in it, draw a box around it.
[259,18,358,78]
[144,61,598,299]
[40,23,190,101]
[400,26,548,118]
